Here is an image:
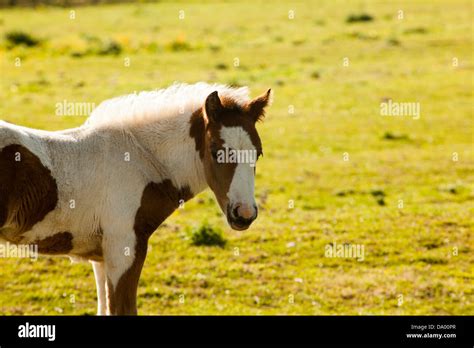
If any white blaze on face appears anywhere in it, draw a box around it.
[220,126,257,214]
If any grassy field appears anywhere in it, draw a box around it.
[0,0,472,315]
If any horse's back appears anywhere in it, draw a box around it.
[0,120,20,148]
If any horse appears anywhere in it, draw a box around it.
[0,82,272,315]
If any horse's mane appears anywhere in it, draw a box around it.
[85,82,250,128]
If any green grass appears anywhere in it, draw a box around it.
[0,0,473,315]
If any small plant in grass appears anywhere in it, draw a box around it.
[387,37,401,46]
[215,63,228,70]
[208,43,221,52]
[382,132,409,141]
[346,13,374,23]
[370,190,386,206]
[98,40,122,55]
[404,27,428,35]
[310,71,321,79]
[167,37,192,52]
[5,31,40,48]
[190,222,226,247]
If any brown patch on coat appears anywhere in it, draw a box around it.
[107,180,193,315]
[189,109,206,159]
[135,180,193,237]
[74,226,104,261]
[0,144,58,235]
[35,231,73,255]
[74,245,103,262]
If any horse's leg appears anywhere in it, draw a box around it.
[91,261,106,315]
[103,230,148,315]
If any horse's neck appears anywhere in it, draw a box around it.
[131,113,207,196]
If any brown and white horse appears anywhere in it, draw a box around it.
[0,83,271,315]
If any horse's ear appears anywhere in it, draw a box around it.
[247,88,272,122]
[204,91,223,123]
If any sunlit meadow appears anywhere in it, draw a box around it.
[0,0,472,315]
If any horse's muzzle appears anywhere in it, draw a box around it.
[226,204,258,230]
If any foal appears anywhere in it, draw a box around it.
[0,83,271,315]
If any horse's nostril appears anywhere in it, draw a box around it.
[232,205,240,218]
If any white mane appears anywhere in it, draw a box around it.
[85,82,250,128]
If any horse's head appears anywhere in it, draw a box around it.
[200,89,271,230]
